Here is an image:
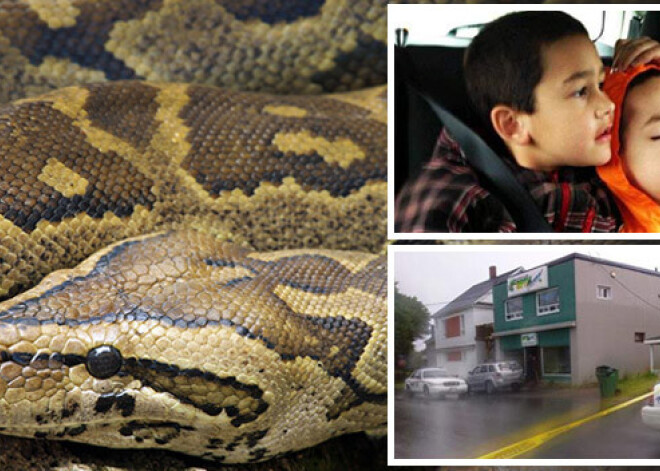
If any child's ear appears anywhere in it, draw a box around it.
[490,105,531,146]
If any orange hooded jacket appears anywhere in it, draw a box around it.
[597,63,660,232]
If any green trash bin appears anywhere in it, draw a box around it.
[595,365,618,398]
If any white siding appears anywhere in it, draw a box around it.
[473,305,494,326]
[437,346,477,379]
[434,304,496,379]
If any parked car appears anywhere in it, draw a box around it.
[466,361,523,394]
[641,382,660,429]
[404,367,468,399]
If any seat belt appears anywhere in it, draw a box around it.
[396,45,553,232]
[421,93,553,232]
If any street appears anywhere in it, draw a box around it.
[394,387,660,459]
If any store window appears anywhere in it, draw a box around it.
[597,285,612,300]
[505,297,523,321]
[542,346,570,375]
[537,287,560,315]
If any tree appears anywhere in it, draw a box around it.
[395,283,430,366]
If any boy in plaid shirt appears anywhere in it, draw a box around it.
[396,11,658,233]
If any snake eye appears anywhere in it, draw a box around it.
[86,345,123,379]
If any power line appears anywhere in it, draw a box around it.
[590,258,660,312]
[424,300,453,307]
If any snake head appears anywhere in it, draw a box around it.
[0,230,386,461]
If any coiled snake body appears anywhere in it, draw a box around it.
[0,0,387,463]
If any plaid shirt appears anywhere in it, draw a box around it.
[395,128,620,233]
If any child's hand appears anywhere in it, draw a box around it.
[612,37,660,71]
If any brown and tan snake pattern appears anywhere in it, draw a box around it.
[0,0,388,463]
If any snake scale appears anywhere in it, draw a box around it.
[0,0,389,464]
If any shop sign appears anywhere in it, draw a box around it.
[508,266,548,296]
[521,332,538,347]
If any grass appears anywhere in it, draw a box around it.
[537,370,658,409]
[603,369,659,407]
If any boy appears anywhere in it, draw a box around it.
[395,11,653,233]
[597,63,660,232]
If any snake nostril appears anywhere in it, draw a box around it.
[86,345,123,379]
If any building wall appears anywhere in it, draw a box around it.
[475,340,488,364]
[436,346,477,378]
[434,305,495,378]
[493,259,577,332]
[473,305,494,327]
[435,309,471,350]
[573,259,660,384]
[493,260,576,383]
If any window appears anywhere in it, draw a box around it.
[444,315,464,338]
[537,287,560,315]
[505,297,523,321]
[635,332,646,343]
[447,351,462,362]
[422,369,449,379]
[542,346,571,375]
[390,6,635,48]
[597,285,612,300]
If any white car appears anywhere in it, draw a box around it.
[641,382,660,429]
[404,367,468,399]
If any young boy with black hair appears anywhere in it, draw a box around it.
[395,11,657,233]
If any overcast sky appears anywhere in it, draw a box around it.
[393,246,660,317]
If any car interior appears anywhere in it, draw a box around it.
[394,10,660,230]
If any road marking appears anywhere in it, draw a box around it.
[477,391,653,459]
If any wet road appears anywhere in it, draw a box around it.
[524,398,660,458]
[394,387,658,459]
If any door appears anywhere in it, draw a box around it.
[525,346,541,384]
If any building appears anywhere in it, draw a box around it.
[428,266,522,378]
[493,253,660,385]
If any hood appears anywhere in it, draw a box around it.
[597,63,660,232]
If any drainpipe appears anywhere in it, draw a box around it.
[651,345,655,372]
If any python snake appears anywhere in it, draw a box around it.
[0,0,387,464]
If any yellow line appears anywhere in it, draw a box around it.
[477,391,653,459]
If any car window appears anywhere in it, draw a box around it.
[412,370,421,379]
[488,365,496,373]
[390,5,641,49]
[423,369,449,378]
[479,366,488,373]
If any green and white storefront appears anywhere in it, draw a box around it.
[492,254,660,385]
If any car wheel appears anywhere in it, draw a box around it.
[485,381,495,395]
[423,385,430,398]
